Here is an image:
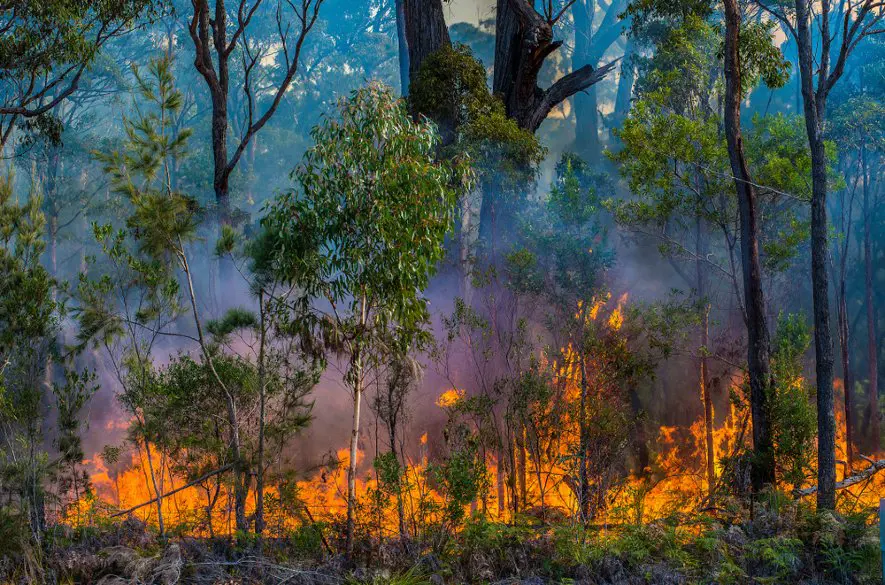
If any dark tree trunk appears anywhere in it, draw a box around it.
[862,147,880,451]
[572,1,601,161]
[255,290,267,537]
[837,278,855,466]
[493,0,616,132]
[612,37,636,127]
[572,0,627,160]
[723,0,776,491]
[403,0,451,84]
[795,0,836,510]
[395,0,410,95]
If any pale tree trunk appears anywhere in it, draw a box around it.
[696,213,715,496]
[572,0,601,161]
[142,438,165,538]
[723,0,776,491]
[345,292,368,557]
[612,37,636,128]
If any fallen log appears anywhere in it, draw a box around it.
[794,457,885,497]
[110,463,234,518]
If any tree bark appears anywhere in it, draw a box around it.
[572,0,601,161]
[395,0,410,95]
[403,0,451,84]
[255,290,267,536]
[494,0,617,132]
[345,292,368,557]
[794,0,836,510]
[723,0,776,491]
[612,37,636,127]
[862,146,880,450]
[837,279,855,466]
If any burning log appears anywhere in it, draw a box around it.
[793,455,885,497]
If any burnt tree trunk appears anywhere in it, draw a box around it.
[723,0,776,491]
[493,0,617,133]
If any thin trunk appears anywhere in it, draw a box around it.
[697,212,715,496]
[496,446,506,517]
[723,0,776,491]
[862,147,880,450]
[517,424,527,510]
[142,439,165,538]
[795,0,836,510]
[255,290,267,536]
[345,292,368,557]
[612,37,636,127]
[838,281,854,465]
[701,308,715,494]
[180,245,248,530]
[577,333,590,522]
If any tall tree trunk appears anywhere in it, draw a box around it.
[345,293,368,557]
[695,211,715,496]
[403,0,450,84]
[862,147,880,451]
[142,438,165,538]
[395,0,410,95]
[612,37,636,128]
[577,329,590,522]
[723,0,776,491]
[795,0,836,510]
[837,279,855,465]
[700,298,715,496]
[255,290,267,537]
[572,0,601,161]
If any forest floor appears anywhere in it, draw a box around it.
[8,499,883,585]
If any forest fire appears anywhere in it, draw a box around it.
[2,0,883,581]
[69,370,885,539]
[63,290,885,539]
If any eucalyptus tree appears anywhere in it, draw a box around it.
[184,0,323,223]
[612,0,797,495]
[261,83,471,555]
[572,0,630,161]
[721,0,791,493]
[753,0,884,510]
[0,0,159,151]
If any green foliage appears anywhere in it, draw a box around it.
[206,307,259,340]
[94,56,198,262]
[0,175,53,356]
[263,82,470,354]
[409,44,543,191]
[769,313,817,487]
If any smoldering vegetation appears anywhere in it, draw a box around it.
[0,1,883,584]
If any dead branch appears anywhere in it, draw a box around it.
[110,463,234,518]
[793,457,885,497]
